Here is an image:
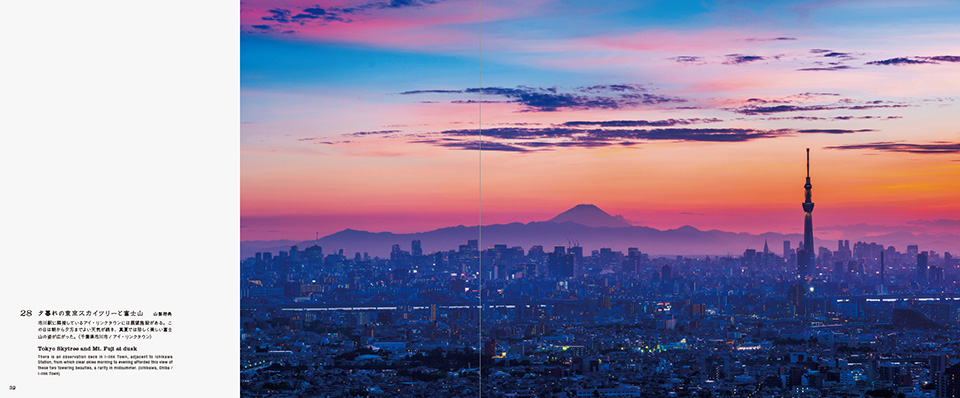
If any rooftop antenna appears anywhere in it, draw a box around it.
[806,148,810,178]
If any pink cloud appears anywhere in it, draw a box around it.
[241,0,552,51]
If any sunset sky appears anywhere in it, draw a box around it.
[240,0,960,245]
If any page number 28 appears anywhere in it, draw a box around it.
[20,310,31,317]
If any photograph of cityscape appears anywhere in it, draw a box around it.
[240,1,960,397]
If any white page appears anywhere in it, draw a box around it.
[1,0,238,396]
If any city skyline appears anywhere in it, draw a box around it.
[240,201,956,260]
[239,4,960,396]
[241,1,960,245]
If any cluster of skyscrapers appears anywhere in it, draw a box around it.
[239,150,960,397]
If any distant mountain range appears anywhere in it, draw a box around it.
[241,204,958,259]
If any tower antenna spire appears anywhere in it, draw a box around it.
[800,148,815,280]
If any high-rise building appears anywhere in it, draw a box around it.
[932,265,944,284]
[569,246,584,273]
[918,252,930,282]
[411,240,422,257]
[623,248,641,276]
[783,240,791,258]
[743,249,757,274]
[787,283,807,316]
[932,354,949,373]
[879,251,886,293]
[907,245,919,260]
[800,148,816,279]
[836,240,851,263]
[529,245,544,256]
[560,254,576,279]
[390,244,409,268]
[938,363,960,398]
